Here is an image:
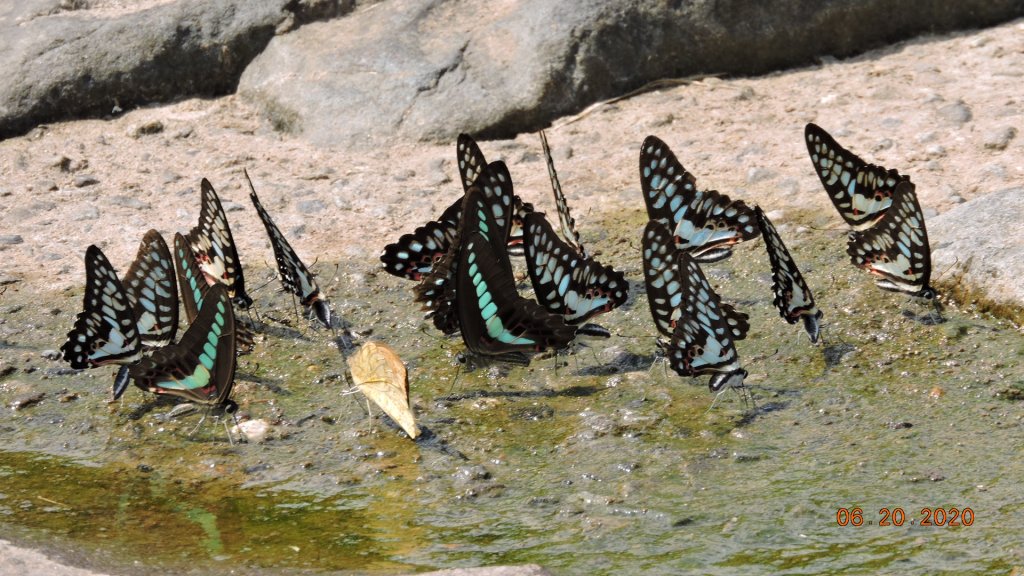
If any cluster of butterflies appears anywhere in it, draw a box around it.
[60,172,335,416]
[382,124,937,395]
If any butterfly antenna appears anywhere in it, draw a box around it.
[935,256,960,282]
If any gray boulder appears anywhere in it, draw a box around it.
[0,0,352,140]
[238,0,1024,146]
[931,187,1024,309]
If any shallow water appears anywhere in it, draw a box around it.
[1,209,1023,575]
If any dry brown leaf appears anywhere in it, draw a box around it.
[349,342,419,439]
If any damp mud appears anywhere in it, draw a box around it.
[2,207,1024,575]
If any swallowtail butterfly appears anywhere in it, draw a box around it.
[639,135,758,262]
[414,161,517,335]
[642,221,749,392]
[523,212,627,325]
[755,207,823,343]
[847,180,936,299]
[456,186,576,363]
[246,171,332,329]
[380,135,533,279]
[804,123,908,230]
[61,245,144,374]
[129,283,238,411]
[641,220,685,338]
[174,233,255,354]
[122,230,179,349]
[186,178,253,308]
[539,130,586,257]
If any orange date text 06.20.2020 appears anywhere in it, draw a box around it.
[835,507,975,527]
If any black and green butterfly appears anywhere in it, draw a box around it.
[380,134,533,280]
[639,135,759,263]
[539,129,585,257]
[414,160,518,335]
[455,189,577,364]
[61,232,179,399]
[174,233,255,354]
[128,283,238,412]
[755,207,823,343]
[246,171,332,329]
[804,123,908,230]
[187,178,253,308]
[642,220,748,392]
[847,180,936,300]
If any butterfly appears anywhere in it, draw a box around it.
[755,207,823,343]
[62,235,180,399]
[380,134,533,280]
[456,189,577,364]
[414,160,518,335]
[349,341,419,439]
[847,180,936,300]
[122,230,179,349]
[639,135,759,263]
[61,245,144,386]
[186,178,253,308]
[128,283,238,412]
[174,233,255,354]
[804,123,909,230]
[642,220,749,392]
[539,130,586,257]
[246,171,332,329]
[522,211,628,325]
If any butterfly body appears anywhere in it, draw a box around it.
[755,207,823,343]
[804,123,908,230]
[847,181,936,300]
[639,135,758,262]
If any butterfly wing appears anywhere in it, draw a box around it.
[847,181,935,298]
[804,123,907,230]
[187,178,252,308]
[755,207,822,342]
[523,212,627,324]
[122,230,178,348]
[457,133,489,191]
[175,233,255,353]
[414,162,517,333]
[350,342,419,439]
[247,173,326,313]
[380,206,460,281]
[129,284,237,408]
[665,251,748,389]
[641,220,685,338]
[61,246,143,368]
[458,230,577,361]
[639,136,757,262]
[539,130,586,257]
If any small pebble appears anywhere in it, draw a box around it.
[73,206,100,221]
[746,166,774,184]
[983,126,1017,151]
[108,196,151,210]
[74,174,99,187]
[0,235,24,245]
[937,101,972,125]
[0,276,20,285]
[297,199,326,214]
[40,350,61,361]
[231,419,273,443]
[48,155,71,171]
[128,120,164,137]
[221,200,244,213]
[9,391,45,410]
